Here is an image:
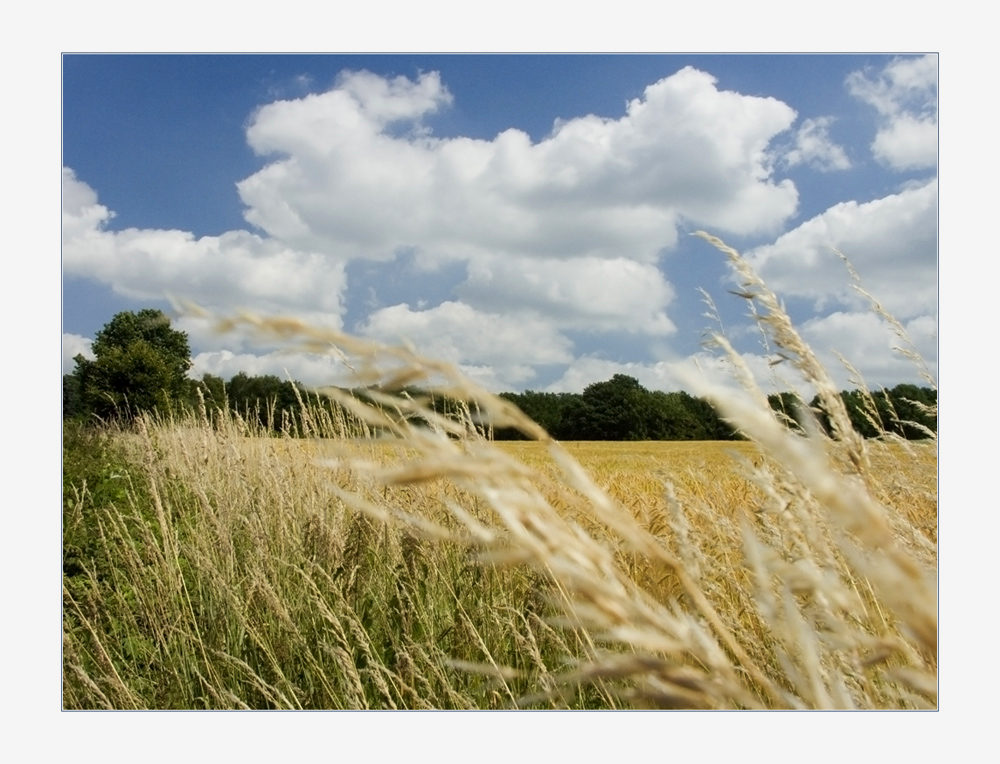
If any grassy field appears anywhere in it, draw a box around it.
[62,235,937,710]
[62,413,937,710]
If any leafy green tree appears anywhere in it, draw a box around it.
[684,392,742,440]
[565,375,652,440]
[497,390,581,439]
[226,372,307,433]
[811,386,937,440]
[228,372,281,430]
[884,384,937,439]
[71,309,192,421]
[63,374,84,420]
[652,391,730,440]
[498,378,742,441]
[838,389,883,438]
[768,391,812,434]
[190,373,228,419]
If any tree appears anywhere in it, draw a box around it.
[886,384,937,439]
[652,390,730,440]
[190,373,228,420]
[496,390,580,440]
[808,386,937,440]
[226,372,308,433]
[564,375,652,440]
[63,374,84,420]
[71,309,192,421]
[768,391,812,434]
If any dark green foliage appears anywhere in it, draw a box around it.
[496,376,740,441]
[91,309,191,381]
[70,309,192,422]
[63,373,85,419]
[837,389,883,438]
[227,372,294,432]
[574,375,649,440]
[885,384,937,439]
[779,385,937,440]
[192,373,227,416]
[768,392,811,433]
[671,391,741,441]
[496,391,584,440]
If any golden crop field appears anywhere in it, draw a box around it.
[499,439,938,539]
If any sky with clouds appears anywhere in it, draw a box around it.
[62,54,937,395]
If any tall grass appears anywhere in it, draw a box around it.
[62,235,936,709]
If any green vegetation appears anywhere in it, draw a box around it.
[497,375,739,441]
[497,376,935,442]
[66,309,192,422]
[67,356,936,445]
[64,307,935,446]
[62,410,613,709]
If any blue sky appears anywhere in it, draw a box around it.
[62,54,937,395]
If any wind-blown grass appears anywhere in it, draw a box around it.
[62,235,936,709]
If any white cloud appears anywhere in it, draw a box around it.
[781,117,851,172]
[237,66,800,267]
[799,311,937,389]
[62,172,350,323]
[191,348,358,388]
[222,66,804,376]
[871,115,938,172]
[62,167,114,239]
[744,178,937,320]
[847,55,937,170]
[173,310,348,358]
[543,349,785,397]
[62,333,94,375]
[358,300,574,390]
[459,255,676,334]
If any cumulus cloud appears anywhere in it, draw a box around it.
[543,349,785,397]
[221,66,804,382]
[62,333,94,375]
[459,255,676,334]
[799,311,937,388]
[62,171,350,322]
[191,348,358,388]
[358,301,574,390]
[238,66,799,267]
[63,168,115,239]
[781,117,851,172]
[847,55,938,170]
[744,178,937,320]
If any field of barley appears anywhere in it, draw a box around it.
[62,235,937,710]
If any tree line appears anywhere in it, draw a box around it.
[64,309,937,441]
[495,374,739,440]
